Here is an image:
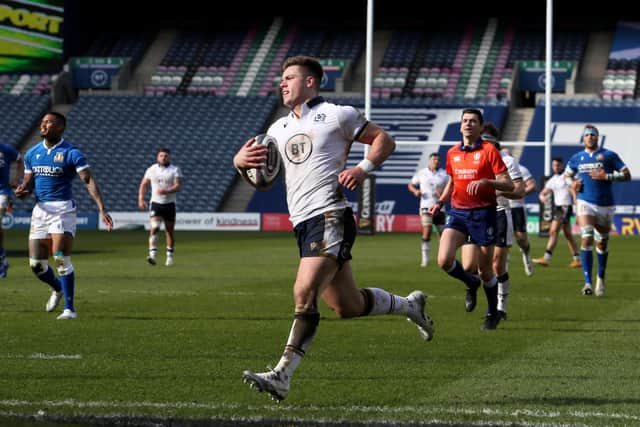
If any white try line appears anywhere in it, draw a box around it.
[3,354,82,360]
[1,399,639,424]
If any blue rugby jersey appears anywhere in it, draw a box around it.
[0,143,20,195]
[565,147,627,207]
[23,139,88,202]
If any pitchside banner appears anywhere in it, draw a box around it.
[102,212,260,231]
[357,174,376,234]
[2,212,97,229]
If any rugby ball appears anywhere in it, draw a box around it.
[245,134,281,190]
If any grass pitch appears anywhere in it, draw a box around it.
[1,229,639,426]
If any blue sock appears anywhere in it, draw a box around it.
[581,248,593,285]
[446,260,480,289]
[60,272,75,311]
[596,249,608,279]
[37,266,62,292]
[0,248,5,258]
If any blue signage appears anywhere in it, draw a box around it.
[2,212,99,230]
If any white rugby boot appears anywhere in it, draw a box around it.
[57,309,77,320]
[46,291,63,312]
[406,290,434,341]
[595,277,605,297]
[242,367,289,401]
[522,252,533,277]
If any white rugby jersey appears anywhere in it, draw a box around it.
[510,163,532,208]
[410,167,448,211]
[544,173,573,206]
[267,97,368,226]
[143,163,182,204]
[496,151,523,211]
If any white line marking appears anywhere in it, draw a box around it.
[0,399,638,423]
[3,354,82,360]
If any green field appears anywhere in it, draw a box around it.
[1,229,639,426]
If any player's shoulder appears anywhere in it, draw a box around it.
[59,139,83,155]
[481,140,501,153]
[568,150,584,161]
[447,143,462,154]
[601,147,621,158]
[25,141,44,156]
[270,116,289,130]
[324,101,365,124]
[59,138,75,148]
[0,143,18,155]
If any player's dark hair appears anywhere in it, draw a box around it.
[44,111,66,128]
[552,157,563,163]
[461,108,483,124]
[482,122,500,139]
[283,55,324,85]
[158,148,171,155]
[429,152,440,158]
[481,122,501,149]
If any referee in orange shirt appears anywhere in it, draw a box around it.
[429,108,514,330]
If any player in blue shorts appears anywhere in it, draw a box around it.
[15,112,113,319]
[564,125,631,297]
[0,141,23,278]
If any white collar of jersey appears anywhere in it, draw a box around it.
[42,138,64,151]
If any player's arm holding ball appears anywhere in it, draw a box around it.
[234,134,281,191]
[234,136,268,171]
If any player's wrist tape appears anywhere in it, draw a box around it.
[607,171,625,181]
[357,159,376,173]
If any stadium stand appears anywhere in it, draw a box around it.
[0,94,50,147]
[86,32,154,69]
[0,74,57,96]
[10,95,278,214]
[7,13,638,219]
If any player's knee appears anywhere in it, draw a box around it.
[332,303,359,319]
[29,258,49,276]
[594,230,608,243]
[595,230,609,250]
[150,219,162,234]
[53,253,74,276]
[581,225,594,239]
[437,254,452,270]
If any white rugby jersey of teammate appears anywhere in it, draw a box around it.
[545,173,573,206]
[144,163,183,204]
[509,163,532,209]
[410,167,448,210]
[267,97,367,226]
[496,151,523,211]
